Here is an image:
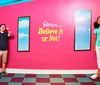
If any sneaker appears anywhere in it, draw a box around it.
[90,74,99,79]
[1,72,8,76]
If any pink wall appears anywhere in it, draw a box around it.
[0,0,99,69]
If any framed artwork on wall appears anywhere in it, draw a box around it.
[74,10,91,51]
[17,16,30,52]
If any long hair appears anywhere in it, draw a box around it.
[97,16,100,21]
[94,21,99,29]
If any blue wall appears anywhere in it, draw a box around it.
[0,0,33,7]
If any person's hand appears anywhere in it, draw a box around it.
[6,27,10,31]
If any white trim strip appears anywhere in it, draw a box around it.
[1,68,96,74]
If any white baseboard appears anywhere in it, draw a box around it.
[0,68,97,74]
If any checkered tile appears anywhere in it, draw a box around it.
[0,74,99,85]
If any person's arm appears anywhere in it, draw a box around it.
[93,34,96,50]
[93,29,97,52]
[6,27,11,37]
[8,30,11,37]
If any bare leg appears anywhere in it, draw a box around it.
[98,68,100,75]
[1,50,7,74]
[2,62,6,72]
[1,62,8,75]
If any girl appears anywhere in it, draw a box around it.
[91,16,100,79]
